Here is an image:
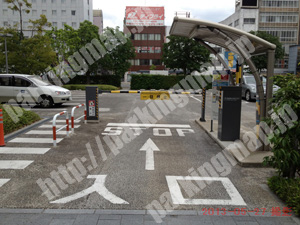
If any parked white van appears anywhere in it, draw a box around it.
[0,74,72,108]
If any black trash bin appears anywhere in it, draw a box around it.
[218,86,242,141]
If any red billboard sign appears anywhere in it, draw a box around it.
[126,6,165,26]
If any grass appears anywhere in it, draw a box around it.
[63,84,119,91]
[268,176,300,215]
[1,104,41,135]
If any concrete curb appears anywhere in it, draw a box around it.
[4,117,50,142]
[195,119,272,167]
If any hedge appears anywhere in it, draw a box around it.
[63,84,119,91]
[130,74,212,90]
[268,176,300,215]
[68,75,121,87]
[1,105,41,135]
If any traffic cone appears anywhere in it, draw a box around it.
[0,109,5,147]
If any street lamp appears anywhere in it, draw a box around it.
[0,33,13,74]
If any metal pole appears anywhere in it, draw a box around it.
[4,37,8,74]
[266,49,275,117]
[210,120,213,132]
[200,87,206,122]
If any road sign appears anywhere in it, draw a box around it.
[211,90,219,120]
[86,87,99,122]
[140,91,170,100]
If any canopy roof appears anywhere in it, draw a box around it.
[170,17,276,55]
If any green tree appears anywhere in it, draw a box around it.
[162,36,210,76]
[4,0,32,39]
[0,27,56,74]
[264,74,300,178]
[28,14,52,37]
[249,31,284,73]
[99,27,135,78]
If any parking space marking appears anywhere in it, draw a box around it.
[8,138,63,144]
[0,148,50,155]
[39,125,80,129]
[190,96,202,103]
[61,103,82,106]
[0,160,34,169]
[25,130,67,135]
[107,123,191,128]
[166,176,246,206]
[99,108,111,112]
[0,179,10,187]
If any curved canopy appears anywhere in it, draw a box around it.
[170,17,276,55]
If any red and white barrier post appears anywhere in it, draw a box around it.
[52,111,69,147]
[0,109,5,147]
[71,104,86,134]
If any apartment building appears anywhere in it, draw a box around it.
[93,9,103,35]
[0,0,93,36]
[220,0,300,73]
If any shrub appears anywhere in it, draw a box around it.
[1,105,41,135]
[268,176,300,215]
[130,74,212,90]
[63,84,119,91]
[68,75,121,87]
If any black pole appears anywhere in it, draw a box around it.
[210,120,213,132]
[200,87,206,122]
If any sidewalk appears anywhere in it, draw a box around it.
[0,208,299,225]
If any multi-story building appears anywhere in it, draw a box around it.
[123,6,166,71]
[0,0,93,36]
[220,0,300,73]
[93,9,103,35]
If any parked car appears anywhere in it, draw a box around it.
[0,74,72,107]
[242,75,280,101]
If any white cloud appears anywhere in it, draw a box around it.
[93,0,236,29]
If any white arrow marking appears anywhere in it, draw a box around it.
[140,138,160,171]
[51,175,128,204]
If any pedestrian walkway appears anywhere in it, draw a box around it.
[0,209,299,225]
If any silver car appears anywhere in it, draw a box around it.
[242,75,280,101]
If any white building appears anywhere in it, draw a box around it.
[0,0,93,36]
[93,9,103,35]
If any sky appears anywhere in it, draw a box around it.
[93,0,236,29]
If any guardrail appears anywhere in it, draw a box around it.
[52,111,69,147]
[71,104,87,134]
[98,90,202,95]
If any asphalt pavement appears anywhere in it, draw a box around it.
[0,91,299,224]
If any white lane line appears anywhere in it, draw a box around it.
[0,148,50,155]
[190,96,202,103]
[39,125,80,129]
[26,130,68,135]
[99,108,110,112]
[62,103,82,106]
[0,179,10,187]
[0,160,34,169]
[8,138,63,144]
[50,120,80,123]
[107,123,191,128]
[166,176,246,206]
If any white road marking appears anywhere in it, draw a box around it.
[61,103,82,106]
[190,96,202,103]
[8,138,63,144]
[0,148,50,155]
[107,123,191,128]
[140,139,160,171]
[166,176,246,206]
[39,125,80,129]
[50,120,80,123]
[99,108,111,112]
[0,160,34,169]
[31,108,68,111]
[51,175,128,204]
[26,130,67,135]
[0,179,10,187]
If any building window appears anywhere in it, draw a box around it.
[61,0,66,3]
[135,59,140,65]
[32,10,37,16]
[148,34,155,40]
[51,0,56,3]
[228,23,233,26]
[260,12,298,23]
[155,34,161,40]
[234,19,239,27]
[62,22,67,27]
[149,46,154,53]
[23,21,28,27]
[52,22,57,27]
[3,9,7,16]
[244,18,255,24]
[155,47,161,53]
[3,21,9,27]
[134,34,141,40]
[261,0,299,8]
[141,34,148,40]
[72,22,77,28]
[152,59,161,65]
[61,10,66,16]
[52,10,57,16]
[42,10,47,15]
[140,59,150,65]
[71,10,76,16]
